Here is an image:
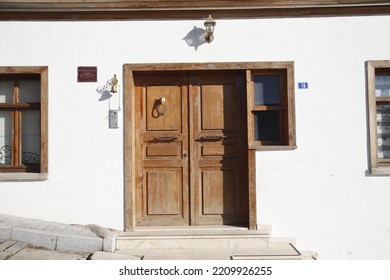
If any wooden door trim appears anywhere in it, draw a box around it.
[124,68,136,230]
[125,62,293,72]
[248,149,256,230]
[124,63,257,231]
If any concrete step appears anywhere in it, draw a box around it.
[114,226,314,260]
[113,243,302,260]
[116,227,271,250]
[89,251,142,260]
[231,243,305,260]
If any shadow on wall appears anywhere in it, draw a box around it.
[183,26,207,51]
[96,79,113,102]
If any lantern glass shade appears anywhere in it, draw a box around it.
[204,15,216,35]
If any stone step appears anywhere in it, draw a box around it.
[116,228,271,250]
[113,243,301,260]
[231,244,304,260]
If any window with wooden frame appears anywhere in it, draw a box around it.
[247,62,296,150]
[0,67,48,175]
[367,61,390,174]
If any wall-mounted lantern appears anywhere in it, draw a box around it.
[204,15,216,43]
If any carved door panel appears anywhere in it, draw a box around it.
[134,71,247,227]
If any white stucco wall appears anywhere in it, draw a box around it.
[0,15,390,259]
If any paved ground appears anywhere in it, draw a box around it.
[1,239,143,260]
[0,213,118,260]
[0,239,28,260]
[1,240,89,260]
[1,213,313,260]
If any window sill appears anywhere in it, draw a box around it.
[0,173,48,182]
[370,166,390,176]
[249,145,297,151]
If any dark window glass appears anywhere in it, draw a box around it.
[254,75,280,106]
[22,110,41,165]
[0,111,12,165]
[376,104,390,160]
[0,76,41,172]
[254,111,280,141]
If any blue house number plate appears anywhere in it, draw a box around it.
[298,82,309,89]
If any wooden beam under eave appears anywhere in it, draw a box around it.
[1,1,390,10]
[1,4,390,21]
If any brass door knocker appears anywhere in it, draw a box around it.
[152,96,167,117]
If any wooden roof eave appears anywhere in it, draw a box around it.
[1,1,390,20]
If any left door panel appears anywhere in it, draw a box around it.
[134,73,189,226]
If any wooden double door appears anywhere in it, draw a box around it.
[134,71,248,226]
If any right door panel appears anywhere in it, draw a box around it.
[190,72,248,226]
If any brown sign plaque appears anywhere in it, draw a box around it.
[77,66,97,82]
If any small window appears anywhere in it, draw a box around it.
[0,67,48,175]
[367,61,390,174]
[247,63,296,150]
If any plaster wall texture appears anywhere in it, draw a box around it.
[0,16,390,259]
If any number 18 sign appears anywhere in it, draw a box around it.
[298,82,309,89]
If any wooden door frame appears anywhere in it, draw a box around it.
[124,62,257,231]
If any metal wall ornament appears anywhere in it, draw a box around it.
[22,151,41,164]
[0,145,12,164]
[110,74,119,93]
[0,145,40,165]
